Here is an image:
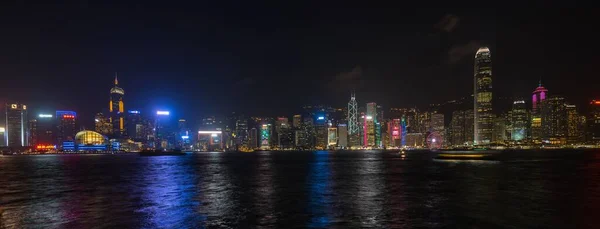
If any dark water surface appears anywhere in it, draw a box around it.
[1,150,599,228]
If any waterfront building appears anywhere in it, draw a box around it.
[531,82,548,143]
[235,115,249,148]
[249,127,257,149]
[565,104,581,144]
[95,113,113,136]
[450,110,465,146]
[431,113,444,144]
[155,110,172,149]
[588,100,600,144]
[541,96,567,144]
[5,103,28,147]
[0,127,5,147]
[33,113,55,146]
[347,92,359,147]
[260,123,272,150]
[511,100,527,142]
[338,124,348,148]
[388,118,401,147]
[109,75,125,137]
[474,47,493,145]
[405,133,424,148]
[276,117,292,149]
[327,127,337,147]
[62,130,110,151]
[56,110,76,148]
[126,111,143,141]
[492,114,508,143]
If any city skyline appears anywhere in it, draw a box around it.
[1,5,599,122]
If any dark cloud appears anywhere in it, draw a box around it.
[435,14,460,33]
[330,66,363,91]
[447,40,481,64]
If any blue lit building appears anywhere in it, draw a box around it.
[62,130,112,151]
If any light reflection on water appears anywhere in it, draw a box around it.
[0,150,599,228]
[307,151,333,228]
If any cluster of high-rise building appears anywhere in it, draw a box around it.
[2,47,600,152]
[1,75,193,152]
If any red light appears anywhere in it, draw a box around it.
[595,101,600,105]
[36,144,56,150]
[63,115,75,119]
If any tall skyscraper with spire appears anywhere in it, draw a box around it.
[347,92,359,146]
[474,47,493,145]
[531,81,548,143]
[109,73,125,137]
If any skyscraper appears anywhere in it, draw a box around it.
[338,124,348,148]
[565,104,580,144]
[34,113,55,146]
[541,96,567,144]
[511,100,527,142]
[109,74,125,137]
[5,103,28,147]
[388,118,401,147]
[474,47,493,145]
[126,111,143,140]
[55,110,76,147]
[292,114,302,128]
[347,92,359,146]
[587,100,600,144]
[450,110,465,146]
[531,82,548,143]
[94,113,113,136]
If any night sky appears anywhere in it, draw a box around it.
[1,3,598,128]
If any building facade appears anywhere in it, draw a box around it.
[5,103,28,147]
[109,75,125,137]
[511,100,527,142]
[474,47,493,145]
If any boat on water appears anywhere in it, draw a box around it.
[139,149,187,156]
[435,151,498,160]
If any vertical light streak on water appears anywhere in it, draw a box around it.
[307,151,332,228]
[196,152,240,227]
[254,151,277,225]
[355,151,385,227]
[138,156,202,228]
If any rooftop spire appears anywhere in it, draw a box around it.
[114,72,118,85]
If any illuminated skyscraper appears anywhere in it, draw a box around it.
[565,104,581,144]
[292,114,302,128]
[276,117,292,149]
[33,113,55,146]
[587,100,600,144]
[109,74,125,137]
[338,124,348,148]
[431,113,445,140]
[314,114,327,149]
[541,96,567,144]
[260,123,272,150]
[5,103,28,147]
[56,110,76,148]
[363,102,377,147]
[531,82,548,143]
[474,47,493,145]
[511,100,527,142]
[94,113,113,136]
[126,111,143,140]
[347,92,359,146]
[532,81,548,112]
[388,118,401,147]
